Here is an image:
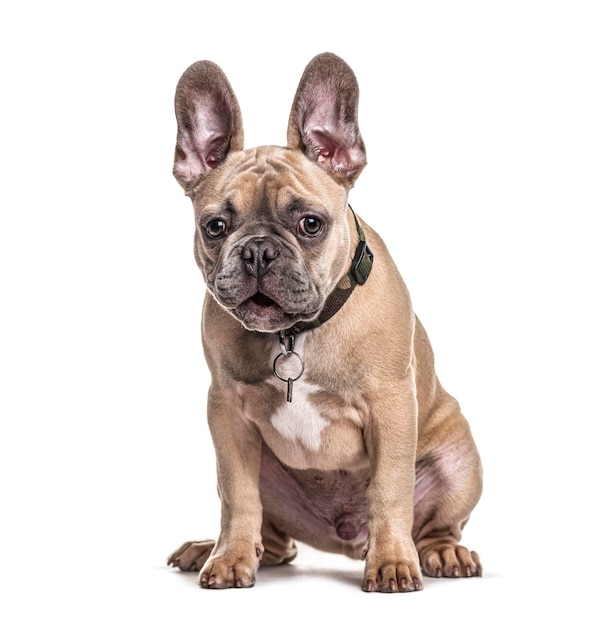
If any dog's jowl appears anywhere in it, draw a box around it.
[167,52,482,593]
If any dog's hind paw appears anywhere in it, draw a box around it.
[419,542,482,578]
[167,540,215,572]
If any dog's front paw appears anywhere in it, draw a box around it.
[199,550,262,589]
[167,540,215,572]
[362,554,423,593]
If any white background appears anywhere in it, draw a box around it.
[1,1,595,623]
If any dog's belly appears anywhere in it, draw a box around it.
[259,442,369,557]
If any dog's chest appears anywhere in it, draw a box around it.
[263,379,366,469]
[269,379,329,451]
[264,336,328,450]
[240,337,367,469]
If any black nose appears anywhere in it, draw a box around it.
[241,238,280,277]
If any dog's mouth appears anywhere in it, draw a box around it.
[249,292,277,308]
[231,291,295,332]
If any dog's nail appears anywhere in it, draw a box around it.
[364,579,374,592]
[452,566,459,577]
[466,565,472,577]
[389,578,397,591]
[399,578,408,590]
[256,546,264,558]
[413,577,422,590]
[361,549,368,559]
[436,568,442,577]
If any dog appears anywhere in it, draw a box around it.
[167,52,482,593]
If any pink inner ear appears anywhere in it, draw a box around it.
[173,130,226,183]
[308,127,364,175]
[192,100,231,164]
[173,91,238,183]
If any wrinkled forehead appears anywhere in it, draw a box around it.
[194,146,347,215]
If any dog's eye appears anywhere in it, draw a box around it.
[298,216,323,237]
[205,219,228,239]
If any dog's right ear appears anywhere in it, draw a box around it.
[173,61,244,191]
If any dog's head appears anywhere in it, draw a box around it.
[172,53,367,333]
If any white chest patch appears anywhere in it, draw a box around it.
[270,380,328,451]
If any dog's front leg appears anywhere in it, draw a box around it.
[199,387,264,589]
[362,371,422,593]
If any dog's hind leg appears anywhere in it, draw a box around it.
[260,517,298,566]
[412,428,483,578]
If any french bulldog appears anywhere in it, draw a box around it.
[167,52,482,593]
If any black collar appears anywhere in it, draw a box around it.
[281,205,373,336]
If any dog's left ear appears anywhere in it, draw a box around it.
[287,53,367,189]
